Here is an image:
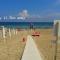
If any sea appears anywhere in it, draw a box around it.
[0,22,53,29]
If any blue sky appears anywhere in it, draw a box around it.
[0,0,60,22]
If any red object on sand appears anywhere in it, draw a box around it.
[32,32,40,37]
[32,35,39,36]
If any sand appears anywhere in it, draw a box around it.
[0,28,56,60]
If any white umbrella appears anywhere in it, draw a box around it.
[9,28,11,38]
[2,26,5,39]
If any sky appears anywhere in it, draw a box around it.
[0,0,60,22]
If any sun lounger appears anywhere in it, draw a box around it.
[32,32,40,37]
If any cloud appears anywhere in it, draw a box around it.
[18,9,42,19]
[19,9,29,19]
[18,9,60,21]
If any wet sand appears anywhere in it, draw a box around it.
[0,28,56,60]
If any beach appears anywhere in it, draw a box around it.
[0,27,56,60]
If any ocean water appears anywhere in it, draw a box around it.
[0,22,53,29]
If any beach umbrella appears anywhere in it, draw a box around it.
[9,28,11,38]
[16,29,17,35]
[13,28,16,35]
[1,26,6,39]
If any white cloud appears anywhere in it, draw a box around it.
[19,9,29,19]
[18,9,60,20]
[18,9,42,19]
